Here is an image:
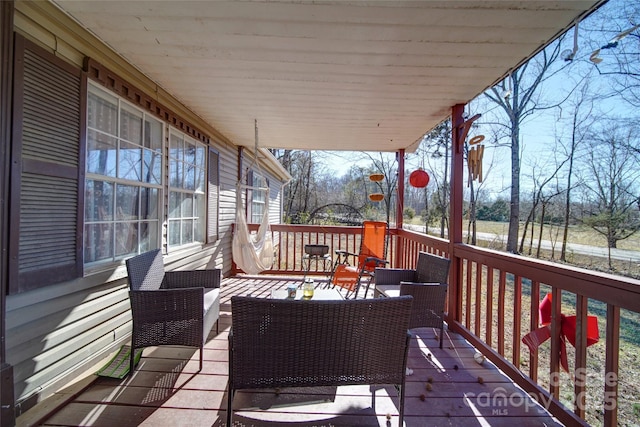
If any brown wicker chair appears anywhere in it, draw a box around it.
[375,251,451,347]
[227,295,413,426]
[400,282,448,348]
[375,251,451,286]
[126,249,221,375]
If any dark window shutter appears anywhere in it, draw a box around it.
[9,35,83,294]
[207,149,219,243]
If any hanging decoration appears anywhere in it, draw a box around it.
[232,119,274,274]
[467,134,485,186]
[409,168,430,188]
[589,23,640,64]
[522,293,599,373]
[368,172,385,202]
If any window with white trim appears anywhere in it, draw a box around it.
[250,172,267,224]
[84,83,163,265]
[168,130,206,247]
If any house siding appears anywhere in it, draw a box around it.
[7,1,288,415]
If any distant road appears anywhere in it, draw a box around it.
[402,224,640,263]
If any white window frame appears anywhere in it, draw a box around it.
[84,82,163,268]
[249,172,267,224]
[168,129,207,248]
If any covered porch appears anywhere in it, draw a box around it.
[3,1,638,426]
[17,226,640,426]
[19,275,565,427]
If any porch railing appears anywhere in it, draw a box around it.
[236,224,449,275]
[236,223,640,427]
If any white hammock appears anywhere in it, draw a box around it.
[232,119,274,274]
[232,183,274,275]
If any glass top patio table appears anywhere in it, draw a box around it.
[374,284,400,298]
[270,288,343,300]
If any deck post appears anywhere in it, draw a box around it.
[448,104,465,323]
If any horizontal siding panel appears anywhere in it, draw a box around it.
[113,321,133,342]
[14,328,127,401]
[217,144,239,274]
[8,301,130,370]
[6,283,128,333]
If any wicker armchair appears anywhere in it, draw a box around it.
[400,282,448,348]
[228,295,413,426]
[126,249,221,375]
[375,251,451,286]
[375,251,450,347]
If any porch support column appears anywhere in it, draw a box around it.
[395,149,404,268]
[448,104,465,323]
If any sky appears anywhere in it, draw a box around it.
[321,0,639,201]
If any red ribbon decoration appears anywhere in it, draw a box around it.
[522,293,599,372]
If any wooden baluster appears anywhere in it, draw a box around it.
[513,275,522,367]
[498,270,506,356]
[550,288,562,400]
[574,294,588,418]
[604,304,619,427]
[529,280,540,382]
[485,267,494,347]
[473,262,481,336]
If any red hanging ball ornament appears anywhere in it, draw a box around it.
[409,169,430,188]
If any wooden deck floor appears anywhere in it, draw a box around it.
[24,276,564,426]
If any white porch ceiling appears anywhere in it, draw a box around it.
[53,0,603,153]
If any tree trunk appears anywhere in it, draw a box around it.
[506,128,521,253]
[440,144,449,239]
[519,202,535,254]
[536,203,546,258]
[469,178,476,245]
[561,129,577,261]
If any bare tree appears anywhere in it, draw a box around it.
[418,121,451,238]
[362,153,398,225]
[484,39,567,253]
[581,123,640,267]
[519,157,567,254]
[583,1,640,106]
[558,84,594,261]
[275,149,342,224]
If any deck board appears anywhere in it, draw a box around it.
[28,276,564,426]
